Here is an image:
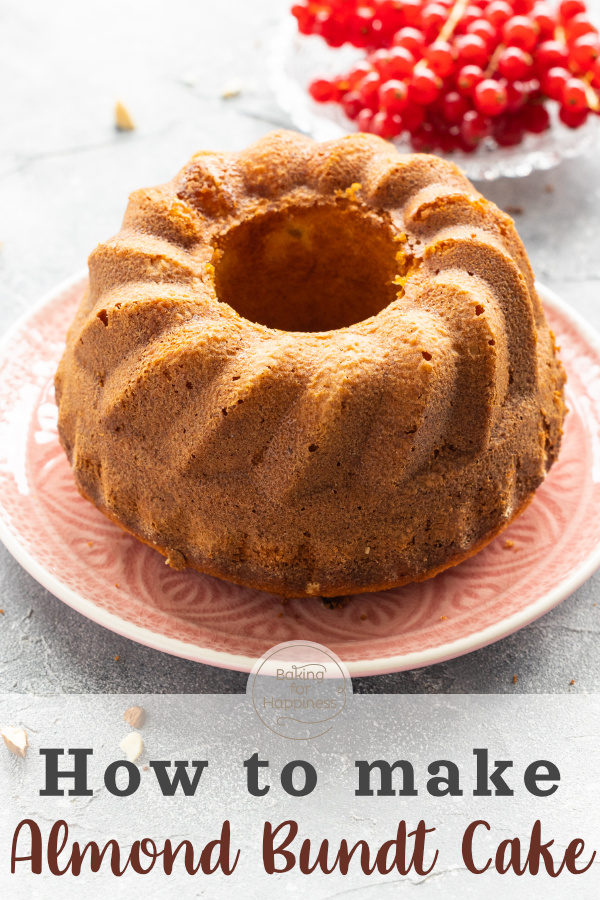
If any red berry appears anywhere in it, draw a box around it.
[333,77,352,101]
[369,49,393,74]
[379,79,409,113]
[425,40,456,77]
[562,76,588,110]
[455,33,489,68]
[401,0,425,27]
[421,3,448,32]
[503,16,539,51]
[393,26,426,57]
[292,4,314,36]
[438,129,460,152]
[461,108,493,144]
[485,0,513,28]
[409,66,443,104]
[536,39,570,71]
[457,64,485,95]
[523,102,551,132]
[559,105,589,127]
[570,34,600,71]
[349,7,376,49]
[402,103,426,132]
[411,122,437,151]
[565,14,597,41]
[505,80,528,111]
[542,66,571,100]
[309,78,336,103]
[457,136,478,153]
[474,78,509,115]
[531,3,557,38]
[466,19,498,45]
[386,46,417,78]
[358,71,383,110]
[341,91,364,120]
[498,46,534,80]
[460,5,486,30]
[442,90,471,123]
[371,110,404,139]
[522,77,542,98]
[315,11,348,48]
[356,108,374,132]
[559,0,586,21]
[493,113,525,145]
[347,62,373,89]
[377,0,406,38]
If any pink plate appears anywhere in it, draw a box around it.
[1,274,600,676]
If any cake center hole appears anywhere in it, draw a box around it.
[212,204,399,333]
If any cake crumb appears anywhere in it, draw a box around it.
[345,182,362,201]
[322,596,351,610]
[365,546,370,555]
[504,539,515,549]
[440,615,447,621]
[115,100,135,132]
[0,609,4,615]
[570,679,575,685]
[114,655,120,662]
[336,182,362,202]
[114,583,120,588]
[87,541,94,547]
[544,183,555,193]
[513,674,518,684]
[504,204,524,215]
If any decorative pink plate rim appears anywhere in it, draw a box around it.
[0,273,599,677]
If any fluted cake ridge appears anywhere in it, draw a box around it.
[55,131,566,598]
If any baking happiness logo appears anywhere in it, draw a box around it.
[247,641,352,740]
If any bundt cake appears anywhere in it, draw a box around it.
[55,130,566,598]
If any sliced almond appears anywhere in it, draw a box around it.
[120,732,143,763]
[123,705,146,728]
[1,726,28,758]
[115,100,135,132]
[221,78,243,99]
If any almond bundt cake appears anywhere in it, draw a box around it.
[55,131,566,598]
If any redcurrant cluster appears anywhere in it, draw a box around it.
[293,0,600,152]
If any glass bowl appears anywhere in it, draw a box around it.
[269,16,600,181]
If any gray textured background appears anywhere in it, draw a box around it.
[1,0,599,694]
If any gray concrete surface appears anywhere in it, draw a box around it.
[1,0,599,693]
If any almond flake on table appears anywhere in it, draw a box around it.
[115,100,135,131]
[221,78,243,99]
[1,726,29,758]
[123,705,146,728]
[120,732,143,763]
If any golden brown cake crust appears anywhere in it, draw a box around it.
[55,131,566,598]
